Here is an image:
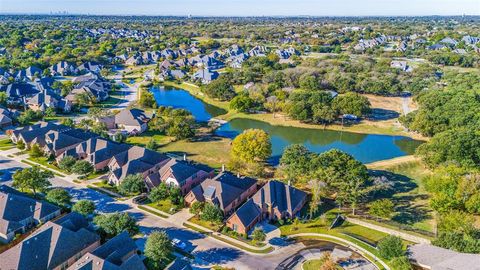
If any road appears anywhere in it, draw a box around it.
[0,154,304,270]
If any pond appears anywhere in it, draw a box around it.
[150,86,226,122]
[151,86,423,164]
[215,118,423,164]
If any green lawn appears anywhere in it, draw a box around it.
[126,130,172,147]
[147,199,180,214]
[82,171,107,180]
[188,216,223,232]
[368,159,435,233]
[91,181,121,194]
[26,156,71,175]
[0,138,14,150]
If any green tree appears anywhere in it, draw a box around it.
[0,92,7,106]
[44,107,56,117]
[279,144,312,183]
[230,93,256,112]
[251,227,266,242]
[203,77,236,101]
[45,188,71,207]
[231,129,272,163]
[94,212,139,237]
[12,166,53,196]
[58,156,76,172]
[16,140,25,150]
[200,203,223,223]
[72,200,96,216]
[377,236,404,260]
[149,183,169,202]
[368,199,395,220]
[118,174,144,195]
[189,201,205,216]
[71,160,94,176]
[29,143,43,158]
[60,118,74,127]
[390,256,412,270]
[332,92,371,117]
[146,138,157,150]
[144,231,173,267]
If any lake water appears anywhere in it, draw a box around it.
[216,118,423,164]
[150,86,226,122]
[151,86,423,164]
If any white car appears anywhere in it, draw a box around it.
[171,238,187,250]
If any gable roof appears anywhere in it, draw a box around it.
[146,159,211,189]
[409,244,480,270]
[0,212,100,270]
[68,231,145,270]
[252,180,307,215]
[194,172,257,211]
[73,138,131,165]
[115,108,151,127]
[111,146,170,181]
[230,198,261,229]
[0,185,60,237]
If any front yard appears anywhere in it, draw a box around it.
[187,215,223,232]
[146,199,180,214]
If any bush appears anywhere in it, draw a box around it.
[71,160,94,176]
[58,156,76,172]
[377,235,404,260]
[16,140,25,150]
[118,174,145,195]
[251,227,266,242]
[200,203,223,223]
[29,143,43,158]
[390,256,412,270]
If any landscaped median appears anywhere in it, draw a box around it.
[289,233,390,270]
[182,220,274,254]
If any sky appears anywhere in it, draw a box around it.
[1,0,479,16]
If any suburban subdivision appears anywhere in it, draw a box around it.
[0,4,479,270]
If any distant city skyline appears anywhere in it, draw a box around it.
[1,0,479,16]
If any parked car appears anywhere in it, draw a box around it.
[171,238,187,250]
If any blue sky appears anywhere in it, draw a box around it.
[1,0,479,16]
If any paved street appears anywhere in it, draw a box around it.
[0,154,304,270]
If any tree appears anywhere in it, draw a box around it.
[72,200,96,216]
[332,92,371,117]
[144,231,173,267]
[118,174,144,195]
[319,252,337,270]
[58,156,76,172]
[149,183,169,202]
[203,77,236,101]
[146,138,157,150]
[139,88,156,108]
[279,144,312,183]
[200,203,223,223]
[368,199,395,220]
[71,160,94,176]
[230,93,256,112]
[29,143,43,158]
[45,188,71,207]
[166,120,194,140]
[377,236,404,260]
[231,129,272,163]
[190,201,204,216]
[0,92,7,106]
[16,140,25,150]
[94,212,139,237]
[169,186,183,205]
[390,256,413,270]
[12,166,52,196]
[251,228,266,242]
[44,107,56,117]
[60,118,74,127]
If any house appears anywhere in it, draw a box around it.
[61,137,131,171]
[390,60,413,72]
[9,121,53,143]
[15,123,71,148]
[43,128,98,158]
[408,244,480,270]
[462,35,480,45]
[226,180,307,234]
[15,66,43,81]
[78,61,103,73]
[161,69,187,80]
[197,55,225,70]
[50,61,78,76]
[145,158,214,194]
[192,69,219,84]
[0,82,40,104]
[0,106,14,127]
[185,172,258,215]
[439,37,458,47]
[68,231,146,270]
[67,78,111,102]
[125,55,143,66]
[108,146,171,185]
[428,44,447,51]
[0,185,61,243]
[0,212,100,270]
[165,259,193,270]
[114,108,152,134]
[26,88,72,113]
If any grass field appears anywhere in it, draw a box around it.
[147,199,180,214]
[159,136,232,168]
[368,157,434,232]
[126,130,172,147]
[0,138,14,150]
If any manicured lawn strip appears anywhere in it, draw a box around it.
[188,216,222,232]
[138,205,169,218]
[183,222,274,254]
[87,184,123,198]
[82,171,107,180]
[26,156,71,175]
[221,230,266,247]
[0,138,14,150]
[146,199,179,214]
[21,159,65,177]
[91,181,121,194]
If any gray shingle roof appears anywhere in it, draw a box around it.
[409,244,480,270]
[0,212,100,270]
[252,180,307,216]
[231,198,261,228]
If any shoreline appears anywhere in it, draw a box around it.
[160,81,428,141]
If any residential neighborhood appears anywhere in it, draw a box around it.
[0,5,479,270]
